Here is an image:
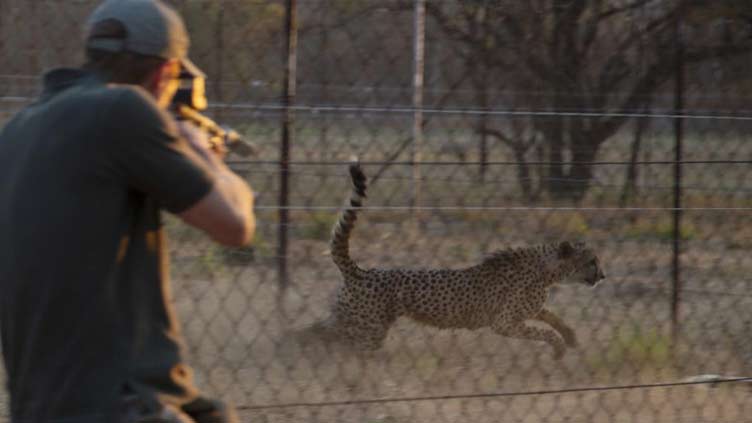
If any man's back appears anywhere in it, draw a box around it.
[0,69,212,422]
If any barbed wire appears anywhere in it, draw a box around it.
[2,73,750,102]
[235,377,752,411]
[4,72,752,105]
[11,377,741,421]
[235,168,752,195]
[4,95,752,121]
[252,205,752,212]
[213,103,752,121]
[229,159,752,167]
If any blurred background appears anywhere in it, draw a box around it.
[2,1,752,422]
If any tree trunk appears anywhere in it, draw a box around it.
[566,145,598,203]
[620,114,650,207]
[541,116,566,199]
[513,146,532,201]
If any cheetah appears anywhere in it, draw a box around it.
[313,162,605,359]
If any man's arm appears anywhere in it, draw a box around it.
[175,121,255,247]
[106,87,256,247]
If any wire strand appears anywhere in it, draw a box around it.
[228,159,752,166]
[212,102,752,121]
[5,95,752,121]
[234,167,752,194]
[252,205,752,212]
[235,377,752,411]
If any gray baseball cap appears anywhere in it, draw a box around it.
[85,0,197,69]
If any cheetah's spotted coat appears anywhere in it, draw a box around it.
[313,163,605,359]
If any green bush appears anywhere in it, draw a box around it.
[625,218,696,242]
[589,322,672,372]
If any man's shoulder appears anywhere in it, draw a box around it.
[99,84,176,134]
[106,83,159,109]
[84,83,159,120]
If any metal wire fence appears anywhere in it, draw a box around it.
[2,1,752,422]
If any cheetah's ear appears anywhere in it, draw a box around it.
[558,241,575,259]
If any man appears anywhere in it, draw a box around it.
[0,1,254,422]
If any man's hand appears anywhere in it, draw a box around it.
[176,120,227,163]
[175,119,256,247]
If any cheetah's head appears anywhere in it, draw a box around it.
[557,241,605,287]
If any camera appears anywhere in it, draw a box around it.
[171,61,257,157]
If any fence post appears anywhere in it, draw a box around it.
[477,67,488,182]
[213,8,224,122]
[671,13,684,341]
[318,6,329,158]
[411,0,426,215]
[278,0,298,291]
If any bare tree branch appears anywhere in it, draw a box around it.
[597,0,663,20]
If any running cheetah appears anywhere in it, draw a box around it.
[312,163,605,359]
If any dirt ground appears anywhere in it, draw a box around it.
[2,214,751,422]
[166,218,752,423]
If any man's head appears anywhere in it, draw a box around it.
[84,0,196,108]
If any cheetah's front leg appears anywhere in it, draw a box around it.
[492,320,567,360]
[533,308,578,348]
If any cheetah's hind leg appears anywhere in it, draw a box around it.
[289,316,341,347]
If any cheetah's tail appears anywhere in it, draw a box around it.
[330,158,367,276]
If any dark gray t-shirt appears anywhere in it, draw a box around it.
[0,68,215,422]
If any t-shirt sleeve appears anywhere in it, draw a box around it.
[106,87,215,214]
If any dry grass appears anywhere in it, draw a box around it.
[161,211,752,422]
[1,143,751,421]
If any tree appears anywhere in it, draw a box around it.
[426,0,752,202]
[177,0,287,101]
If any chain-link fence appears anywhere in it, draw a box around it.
[3,1,752,422]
